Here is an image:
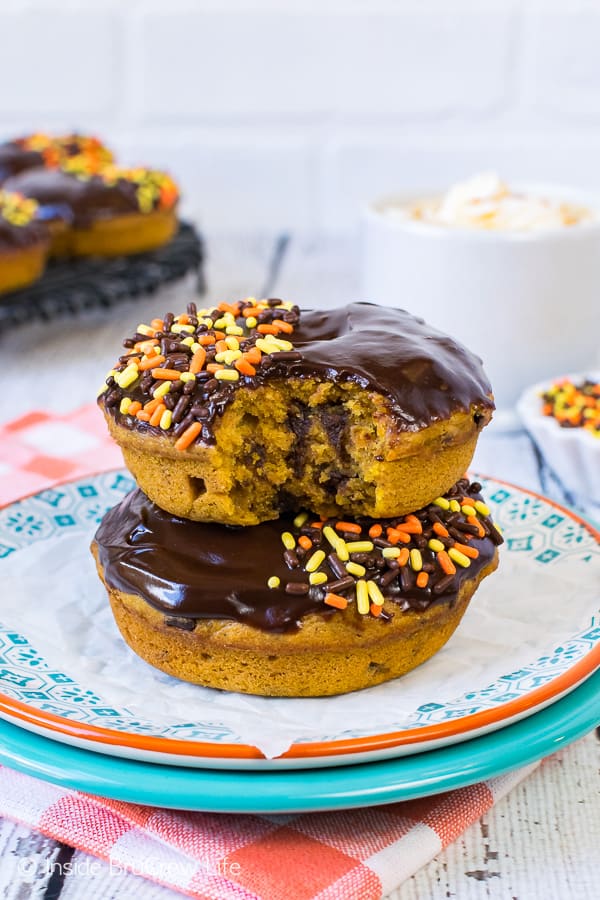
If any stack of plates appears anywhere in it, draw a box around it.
[0,472,598,814]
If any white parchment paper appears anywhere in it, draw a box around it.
[2,530,598,758]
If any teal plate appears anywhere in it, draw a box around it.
[0,669,598,813]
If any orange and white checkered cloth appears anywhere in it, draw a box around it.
[0,405,542,898]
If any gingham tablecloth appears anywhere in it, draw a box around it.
[0,405,541,899]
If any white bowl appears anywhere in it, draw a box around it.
[517,371,600,506]
[361,185,600,424]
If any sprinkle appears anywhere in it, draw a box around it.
[267,576,280,589]
[215,369,240,382]
[293,511,309,528]
[309,572,328,585]
[159,409,172,430]
[461,504,477,517]
[324,592,348,610]
[433,522,450,538]
[323,526,349,561]
[298,535,312,551]
[170,323,196,334]
[369,524,383,538]
[152,368,181,380]
[174,422,202,451]
[397,547,410,566]
[246,316,257,328]
[409,549,423,571]
[285,582,309,595]
[449,499,461,513]
[305,549,326,572]
[281,532,296,550]
[189,348,206,374]
[433,496,450,510]
[370,603,382,617]
[382,547,401,559]
[474,500,490,516]
[128,401,142,415]
[428,538,445,553]
[153,381,171,399]
[179,372,196,383]
[346,541,374,553]
[139,354,165,371]
[235,359,256,376]
[437,550,457,576]
[416,572,429,589]
[387,528,410,544]
[356,580,370,615]
[448,547,471,568]
[346,561,366,577]
[225,325,244,336]
[119,397,132,414]
[367,580,385,606]
[149,403,166,427]
[136,324,155,336]
[115,365,139,388]
[335,521,362,535]
[225,336,240,350]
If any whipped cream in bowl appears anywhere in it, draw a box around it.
[401,172,594,233]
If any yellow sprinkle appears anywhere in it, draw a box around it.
[214,369,240,382]
[119,397,132,415]
[306,549,326,573]
[334,540,349,562]
[181,336,195,347]
[461,504,477,517]
[382,547,400,559]
[449,499,461,513]
[214,349,242,364]
[433,497,450,510]
[269,338,294,352]
[97,383,108,396]
[356,580,370,615]
[159,409,172,430]
[267,576,280,589]
[474,500,490,516]
[136,323,154,336]
[428,538,445,553]
[409,549,423,572]
[170,323,195,334]
[225,336,240,350]
[293,511,309,528]
[346,541,374,553]
[309,572,328,585]
[116,365,140,388]
[367,580,385,606]
[346,561,366,577]
[180,372,196,382]
[323,526,340,548]
[153,381,171,399]
[281,532,296,550]
[213,316,232,329]
[448,547,471,568]
[256,338,276,354]
[225,325,244,336]
[245,316,257,328]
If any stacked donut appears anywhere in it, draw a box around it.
[92,299,504,696]
[0,132,179,293]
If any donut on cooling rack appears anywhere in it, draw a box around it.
[0,191,50,294]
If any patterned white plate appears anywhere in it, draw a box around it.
[0,471,598,769]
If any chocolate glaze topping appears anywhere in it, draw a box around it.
[100,301,494,447]
[2,168,145,226]
[94,480,501,634]
[0,143,43,183]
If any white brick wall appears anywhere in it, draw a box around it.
[1,1,599,232]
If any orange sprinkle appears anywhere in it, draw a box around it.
[136,410,151,422]
[242,307,261,318]
[402,515,423,534]
[213,331,226,340]
[437,551,457,576]
[387,528,410,544]
[416,572,429,588]
[467,515,486,538]
[335,521,362,535]
[143,397,162,414]
[272,318,294,334]
[397,548,410,566]
[298,535,312,551]
[453,541,479,559]
[324,593,348,610]
[310,521,324,529]
[433,522,450,538]
[150,318,164,331]
[151,368,181,380]
[257,324,279,335]
[206,363,225,373]
[189,347,207,374]
[218,302,237,314]
[244,348,262,364]
[175,422,202,451]
[370,603,382,617]
[149,403,166,427]
[369,524,383,538]
[127,401,142,415]
[235,358,256,377]
[139,354,165,371]
[178,314,189,325]
[215,340,228,353]
[134,338,158,352]
[197,334,216,346]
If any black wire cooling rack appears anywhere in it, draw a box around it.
[0,221,205,335]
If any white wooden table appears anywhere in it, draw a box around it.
[0,234,598,899]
